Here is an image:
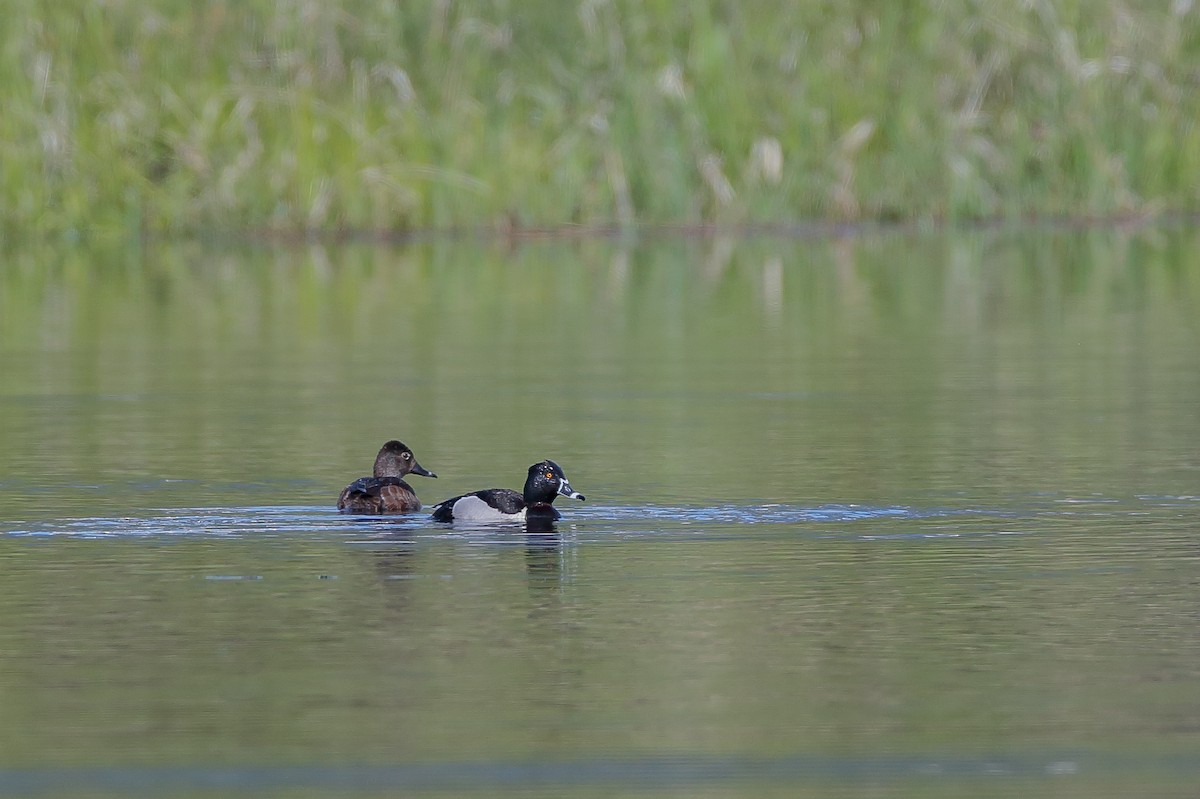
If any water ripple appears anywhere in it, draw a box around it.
[0,751,1196,794]
[2,493,1195,542]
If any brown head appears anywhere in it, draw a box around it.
[373,440,437,480]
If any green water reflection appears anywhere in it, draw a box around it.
[0,230,1199,795]
[3,231,1199,513]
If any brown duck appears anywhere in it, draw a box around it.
[337,440,437,513]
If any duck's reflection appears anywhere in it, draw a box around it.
[524,531,562,585]
[354,518,570,608]
[369,541,417,581]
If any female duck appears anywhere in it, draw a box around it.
[430,460,584,523]
[337,440,437,513]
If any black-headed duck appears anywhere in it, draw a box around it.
[430,460,584,523]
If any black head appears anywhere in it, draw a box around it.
[522,459,585,505]
[373,440,437,480]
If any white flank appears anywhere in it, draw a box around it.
[450,495,525,523]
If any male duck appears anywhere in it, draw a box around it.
[337,440,437,514]
[430,460,585,523]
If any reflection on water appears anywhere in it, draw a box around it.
[1,230,1200,795]
[0,493,1198,796]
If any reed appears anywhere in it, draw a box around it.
[3,1,1198,237]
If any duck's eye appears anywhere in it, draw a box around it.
[544,471,554,480]
[402,452,411,460]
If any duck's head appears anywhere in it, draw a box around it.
[524,459,585,504]
[373,440,437,479]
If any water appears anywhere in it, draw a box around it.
[1,230,1199,797]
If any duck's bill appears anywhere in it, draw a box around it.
[558,481,585,501]
[412,463,437,478]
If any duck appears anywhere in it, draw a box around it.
[430,460,585,523]
[337,440,437,513]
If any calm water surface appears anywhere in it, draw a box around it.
[1,231,1199,797]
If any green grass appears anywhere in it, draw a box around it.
[3,1,1199,236]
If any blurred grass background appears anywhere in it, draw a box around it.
[3,1,1198,237]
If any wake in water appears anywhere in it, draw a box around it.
[0,498,1087,539]
[3,494,1194,541]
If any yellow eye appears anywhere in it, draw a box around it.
[544,472,554,480]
